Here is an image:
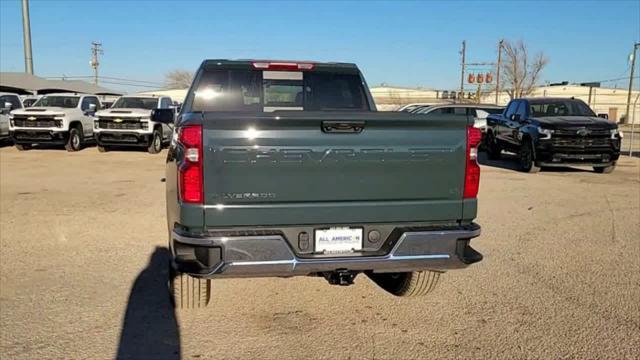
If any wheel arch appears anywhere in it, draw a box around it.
[520,132,537,160]
[68,120,83,130]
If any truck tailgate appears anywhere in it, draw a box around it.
[202,111,468,226]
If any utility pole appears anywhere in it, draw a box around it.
[90,42,103,85]
[21,0,33,74]
[460,41,466,103]
[625,43,640,124]
[495,39,503,105]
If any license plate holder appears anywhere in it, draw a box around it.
[314,227,363,254]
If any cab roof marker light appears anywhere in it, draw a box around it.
[297,63,315,70]
[252,62,315,71]
[252,62,270,69]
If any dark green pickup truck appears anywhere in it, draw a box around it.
[153,60,483,308]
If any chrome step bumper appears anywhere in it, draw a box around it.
[172,225,481,278]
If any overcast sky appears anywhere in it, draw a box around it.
[1,0,639,93]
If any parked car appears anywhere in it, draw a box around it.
[93,95,174,153]
[397,102,452,113]
[9,93,100,151]
[472,105,505,133]
[485,98,622,173]
[0,92,24,143]
[152,59,483,308]
[396,103,436,112]
[413,104,504,133]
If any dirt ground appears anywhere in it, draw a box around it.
[0,146,639,360]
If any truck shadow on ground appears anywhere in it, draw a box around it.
[100,146,162,153]
[3,143,96,151]
[477,151,591,173]
[116,247,181,360]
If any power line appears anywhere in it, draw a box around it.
[596,75,639,83]
[44,75,165,86]
[97,80,161,88]
[100,76,164,85]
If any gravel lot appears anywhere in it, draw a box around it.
[1,146,639,360]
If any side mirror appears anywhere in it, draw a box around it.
[2,102,12,113]
[88,103,97,112]
[597,113,609,119]
[510,114,521,122]
[152,108,175,124]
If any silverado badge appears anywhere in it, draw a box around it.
[27,116,37,121]
[113,118,123,123]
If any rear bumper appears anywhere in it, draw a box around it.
[171,224,482,278]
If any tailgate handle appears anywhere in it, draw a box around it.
[322,121,365,134]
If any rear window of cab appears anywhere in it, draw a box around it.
[187,69,369,112]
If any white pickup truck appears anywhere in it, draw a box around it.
[93,95,174,154]
[0,92,24,144]
[9,93,100,151]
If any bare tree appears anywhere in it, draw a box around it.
[164,69,194,89]
[500,40,548,99]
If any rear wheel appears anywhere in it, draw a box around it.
[594,164,615,174]
[367,270,442,297]
[169,266,212,309]
[15,144,32,151]
[486,132,501,160]
[519,141,540,173]
[65,127,82,152]
[148,129,162,154]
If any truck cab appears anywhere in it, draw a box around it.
[152,59,483,309]
[9,93,100,151]
[485,98,622,173]
[94,95,174,154]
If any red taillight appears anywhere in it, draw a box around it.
[464,126,482,199]
[178,125,203,204]
[252,62,315,71]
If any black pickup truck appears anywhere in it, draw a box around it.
[152,59,483,308]
[485,98,622,173]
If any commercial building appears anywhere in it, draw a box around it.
[0,72,122,103]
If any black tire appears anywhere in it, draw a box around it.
[15,144,32,151]
[593,164,615,174]
[65,126,82,152]
[0,138,13,147]
[519,141,540,173]
[486,132,501,160]
[97,145,109,153]
[169,267,212,309]
[367,270,442,297]
[148,128,162,154]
